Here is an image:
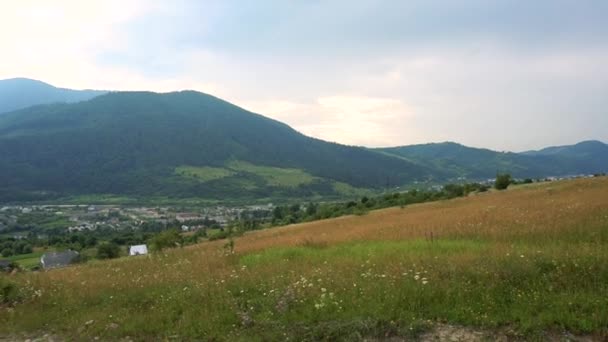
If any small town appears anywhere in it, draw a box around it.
[0,203,274,271]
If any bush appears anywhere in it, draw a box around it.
[96,242,121,259]
[495,173,512,190]
[208,230,230,241]
[0,279,22,305]
[149,229,183,251]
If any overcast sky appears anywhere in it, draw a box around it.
[1,0,607,151]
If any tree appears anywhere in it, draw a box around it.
[1,248,12,257]
[495,173,512,190]
[96,242,121,259]
[149,229,183,251]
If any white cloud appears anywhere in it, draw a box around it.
[0,0,153,88]
[243,96,423,147]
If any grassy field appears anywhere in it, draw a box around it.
[1,178,607,340]
[174,165,237,182]
[5,252,43,270]
[226,161,317,187]
[174,161,318,188]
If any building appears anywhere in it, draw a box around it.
[129,244,148,256]
[40,250,79,270]
[176,213,203,223]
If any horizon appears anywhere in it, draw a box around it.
[1,1,607,151]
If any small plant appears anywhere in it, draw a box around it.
[223,238,235,254]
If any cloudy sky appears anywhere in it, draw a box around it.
[1,0,607,151]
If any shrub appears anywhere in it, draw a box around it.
[96,242,121,259]
[208,230,230,241]
[149,229,183,251]
[0,279,22,305]
[495,173,512,190]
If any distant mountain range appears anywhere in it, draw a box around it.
[0,78,105,114]
[0,78,606,202]
[378,140,608,180]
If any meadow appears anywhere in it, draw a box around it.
[1,178,607,341]
[5,252,43,271]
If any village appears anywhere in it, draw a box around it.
[0,203,275,271]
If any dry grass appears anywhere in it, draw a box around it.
[1,177,607,340]
[236,177,608,251]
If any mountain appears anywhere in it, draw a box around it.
[378,141,608,180]
[0,79,605,203]
[0,91,431,202]
[523,140,608,158]
[0,78,106,114]
[522,140,608,175]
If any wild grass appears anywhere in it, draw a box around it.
[1,177,608,340]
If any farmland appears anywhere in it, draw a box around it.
[1,177,607,340]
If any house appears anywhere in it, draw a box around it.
[40,250,79,270]
[129,244,148,256]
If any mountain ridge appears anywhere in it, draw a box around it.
[0,78,606,202]
[0,90,431,201]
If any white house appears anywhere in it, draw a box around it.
[129,244,148,256]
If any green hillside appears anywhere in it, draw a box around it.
[0,91,430,202]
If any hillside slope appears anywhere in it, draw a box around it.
[0,78,105,114]
[3,177,607,340]
[0,91,430,201]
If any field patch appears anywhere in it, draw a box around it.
[174,165,235,182]
[6,252,43,270]
[226,160,316,187]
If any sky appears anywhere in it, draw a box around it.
[1,0,607,151]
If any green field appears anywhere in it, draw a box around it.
[226,161,317,187]
[174,165,236,182]
[6,252,42,270]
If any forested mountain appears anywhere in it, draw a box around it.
[0,78,105,114]
[0,91,431,201]
[0,79,605,203]
[379,141,608,180]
